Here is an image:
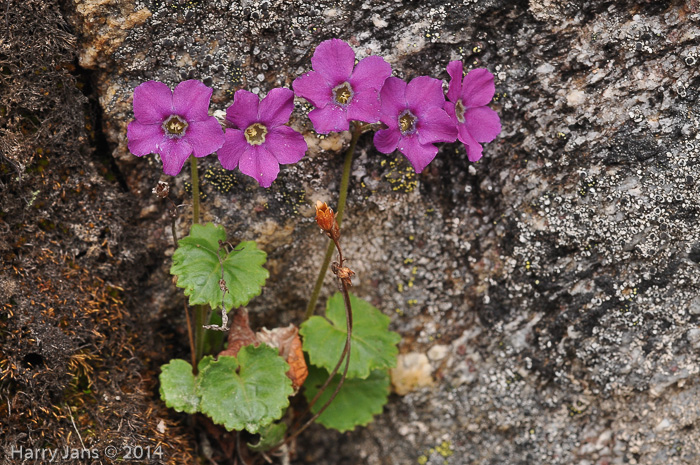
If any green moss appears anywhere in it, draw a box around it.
[27,156,49,174]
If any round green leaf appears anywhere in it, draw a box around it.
[300,292,400,379]
[303,365,390,432]
[170,223,269,310]
[197,345,293,433]
[159,359,199,414]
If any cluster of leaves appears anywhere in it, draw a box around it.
[161,223,400,441]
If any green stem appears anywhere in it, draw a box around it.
[190,155,200,225]
[304,124,362,320]
[190,155,203,369]
[193,305,208,369]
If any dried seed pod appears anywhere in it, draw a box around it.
[332,262,355,288]
[152,181,170,198]
[315,200,340,240]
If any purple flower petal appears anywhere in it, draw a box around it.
[311,39,355,86]
[184,117,225,158]
[373,128,400,154]
[378,77,408,127]
[218,129,248,170]
[348,55,392,92]
[464,106,501,143]
[127,121,164,156]
[258,87,294,128]
[308,105,350,134]
[238,145,280,188]
[346,88,381,124]
[173,80,214,122]
[461,68,496,108]
[444,101,456,122]
[158,138,194,176]
[458,125,484,162]
[265,126,308,164]
[417,108,457,145]
[132,81,173,124]
[406,76,446,115]
[292,71,332,108]
[226,90,260,129]
[397,134,438,173]
[446,61,463,103]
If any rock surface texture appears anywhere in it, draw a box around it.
[3,0,700,464]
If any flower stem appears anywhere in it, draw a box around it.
[193,305,208,370]
[190,155,200,225]
[184,301,196,369]
[166,203,196,371]
[189,155,204,370]
[283,280,353,445]
[271,237,354,452]
[304,124,363,320]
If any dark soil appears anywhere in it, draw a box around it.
[0,1,194,463]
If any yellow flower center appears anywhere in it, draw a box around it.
[245,123,268,145]
[163,115,188,137]
[455,99,465,123]
[399,110,417,135]
[332,82,354,106]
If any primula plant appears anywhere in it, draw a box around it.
[128,38,500,462]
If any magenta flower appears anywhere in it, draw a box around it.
[292,38,392,133]
[445,61,501,162]
[217,88,307,188]
[127,80,225,176]
[373,76,457,173]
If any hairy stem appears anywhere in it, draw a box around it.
[304,124,362,320]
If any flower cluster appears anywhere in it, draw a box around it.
[127,39,500,185]
[293,39,500,171]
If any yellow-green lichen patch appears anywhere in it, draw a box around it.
[382,155,418,193]
[417,441,454,465]
[203,166,238,194]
